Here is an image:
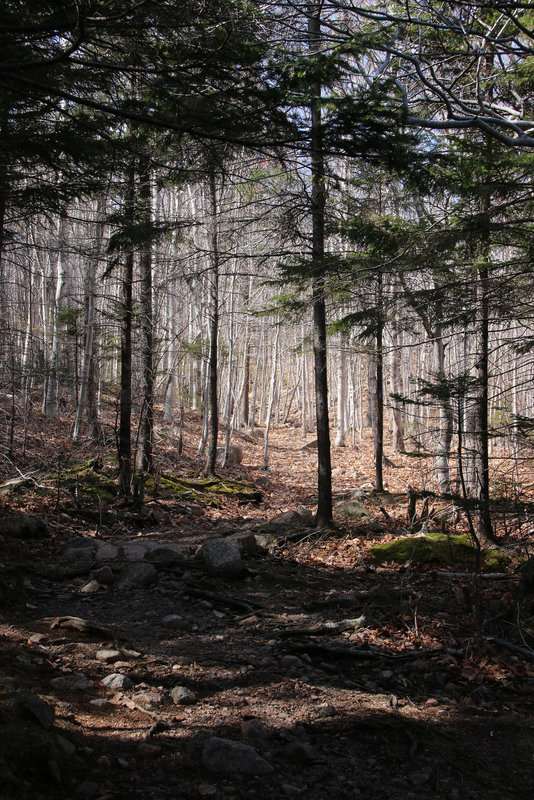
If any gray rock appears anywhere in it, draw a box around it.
[280,655,304,672]
[216,444,243,465]
[131,690,164,710]
[96,649,122,663]
[15,690,55,729]
[201,538,245,578]
[144,545,187,564]
[227,531,259,555]
[271,508,314,528]
[316,704,336,718]
[90,698,108,708]
[92,565,115,585]
[162,613,183,625]
[80,579,102,594]
[102,673,132,690]
[60,537,97,563]
[335,500,369,519]
[120,541,152,561]
[115,562,157,589]
[170,685,196,705]
[51,674,93,691]
[94,541,120,561]
[253,533,272,549]
[202,736,274,775]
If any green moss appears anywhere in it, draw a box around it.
[49,459,118,504]
[369,533,502,570]
[147,472,261,506]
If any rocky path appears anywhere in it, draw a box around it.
[1,429,534,799]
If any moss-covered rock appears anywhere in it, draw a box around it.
[369,533,509,571]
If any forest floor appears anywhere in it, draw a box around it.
[1,409,534,800]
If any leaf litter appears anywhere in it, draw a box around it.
[0,414,533,799]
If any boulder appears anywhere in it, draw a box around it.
[335,500,369,519]
[271,508,314,528]
[216,445,243,465]
[201,538,245,579]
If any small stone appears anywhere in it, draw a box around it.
[170,685,196,705]
[132,691,164,710]
[162,613,183,625]
[102,673,132,690]
[202,736,273,775]
[281,784,303,796]
[316,704,336,718]
[80,579,102,594]
[90,698,108,708]
[96,649,122,663]
[28,633,47,644]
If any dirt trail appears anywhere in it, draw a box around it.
[1,427,533,799]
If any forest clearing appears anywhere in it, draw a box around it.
[1,402,534,800]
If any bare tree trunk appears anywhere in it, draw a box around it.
[472,260,494,543]
[44,215,67,419]
[262,323,280,470]
[204,171,220,477]
[334,334,349,447]
[309,4,332,526]
[374,306,384,492]
[136,163,154,473]
[389,329,405,452]
[222,271,237,467]
[73,197,105,444]
[118,166,135,496]
[434,337,454,494]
